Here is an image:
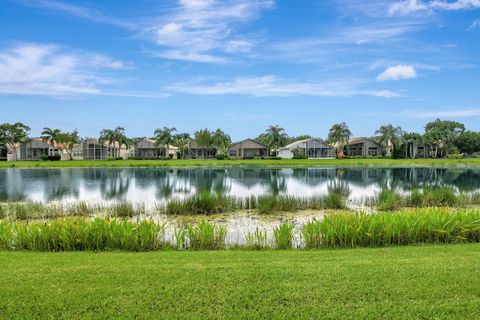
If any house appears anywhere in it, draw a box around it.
[134,139,178,159]
[18,138,51,160]
[228,139,268,158]
[338,137,382,157]
[72,139,113,160]
[278,138,335,159]
[0,146,7,160]
[187,140,217,159]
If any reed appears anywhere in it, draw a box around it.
[377,190,403,211]
[273,222,295,249]
[166,192,239,215]
[110,202,145,218]
[244,228,269,250]
[301,208,480,249]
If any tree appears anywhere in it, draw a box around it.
[402,132,423,159]
[327,122,352,155]
[265,125,288,156]
[211,129,231,155]
[99,127,130,158]
[172,132,191,159]
[375,124,404,157]
[154,127,177,159]
[0,122,31,161]
[456,131,480,155]
[194,129,213,158]
[41,127,62,155]
[56,130,80,160]
[424,119,465,157]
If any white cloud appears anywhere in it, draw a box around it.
[167,75,400,98]
[411,108,480,118]
[144,0,273,63]
[389,0,480,15]
[468,19,480,30]
[389,0,428,15]
[14,0,132,27]
[376,65,417,81]
[0,43,164,98]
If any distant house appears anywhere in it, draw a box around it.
[187,140,217,159]
[228,139,268,158]
[72,139,113,160]
[134,139,178,159]
[278,138,335,159]
[338,137,382,157]
[18,138,51,160]
[0,146,7,160]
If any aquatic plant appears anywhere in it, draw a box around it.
[301,208,480,249]
[377,190,403,211]
[273,222,295,249]
[185,221,227,250]
[244,228,269,250]
[0,218,168,251]
[110,202,145,218]
[166,192,239,215]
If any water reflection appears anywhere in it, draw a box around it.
[1,167,480,204]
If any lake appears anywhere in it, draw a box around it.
[1,166,480,204]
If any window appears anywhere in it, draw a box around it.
[229,150,237,157]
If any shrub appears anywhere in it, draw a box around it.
[215,153,228,160]
[40,154,49,161]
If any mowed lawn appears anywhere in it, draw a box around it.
[2,158,480,168]
[1,245,480,319]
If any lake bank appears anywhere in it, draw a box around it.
[2,158,480,168]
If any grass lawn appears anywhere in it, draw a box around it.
[1,244,479,319]
[1,158,480,168]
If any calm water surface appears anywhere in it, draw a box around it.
[1,166,480,204]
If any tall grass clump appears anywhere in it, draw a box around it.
[0,218,168,251]
[301,208,480,249]
[174,221,227,250]
[273,222,295,249]
[377,190,403,211]
[257,193,346,214]
[244,228,269,250]
[166,192,238,215]
[110,202,145,218]
[409,188,457,207]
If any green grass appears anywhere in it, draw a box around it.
[2,157,480,168]
[0,245,479,319]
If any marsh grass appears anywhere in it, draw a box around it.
[273,222,295,249]
[244,228,269,250]
[166,192,239,215]
[110,202,145,218]
[301,208,480,249]
[256,194,346,214]
[173,221,227,250]
[377,190,403,211]
[0,218,168,251]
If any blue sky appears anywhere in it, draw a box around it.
[1,0,480,140]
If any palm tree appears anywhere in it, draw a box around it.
[265,125,288,156]
[212,129,231,155]
[195,129,213,159]
[154,127,177,159]
[402,132,422,159]
[375,124,404,157]
[41,127,62,155]
[100,127,129,158]
[172,132,191,159]
[327,122,352,156]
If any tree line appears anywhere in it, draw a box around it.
[1,119,480,160]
